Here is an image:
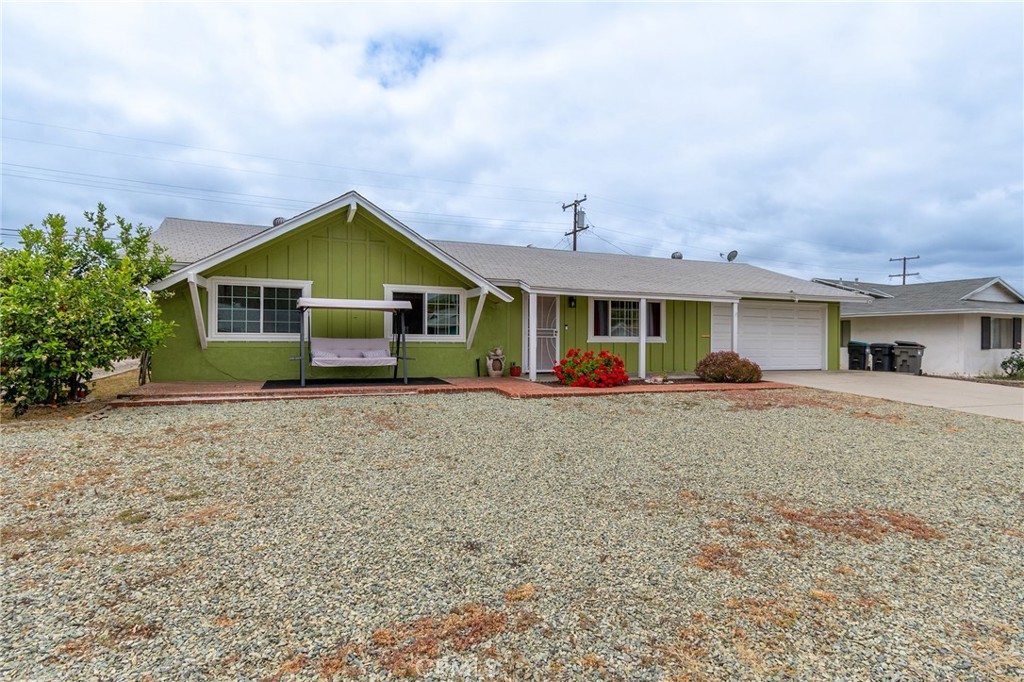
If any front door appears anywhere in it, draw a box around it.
[525,295,560,373]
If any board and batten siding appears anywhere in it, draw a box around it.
[557,297,712,374]
[152,209,522,381]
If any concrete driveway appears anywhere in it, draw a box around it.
[764,371,1024,422]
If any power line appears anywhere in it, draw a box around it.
[2,117,572,198]
[1,136,563,208]
[585,226,632,255]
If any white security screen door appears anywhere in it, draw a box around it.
[525,295,560,372]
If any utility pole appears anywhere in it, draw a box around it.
[888,255,920,285]
[562,195,588,251]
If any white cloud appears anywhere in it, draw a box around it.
[1,1,1020,291]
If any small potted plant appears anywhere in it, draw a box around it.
[509,361,522,377]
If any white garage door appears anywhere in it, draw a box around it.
[716,301,827,368]
[732,302,826,370]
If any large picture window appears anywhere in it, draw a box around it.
[385,285,466,342]
[208,277,311,340]
[589,299,665,342]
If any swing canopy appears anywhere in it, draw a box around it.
[296,297,413,385]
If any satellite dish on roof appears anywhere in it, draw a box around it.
[272,217,287,226]
[720,250,738,262]
[670,251,683,260]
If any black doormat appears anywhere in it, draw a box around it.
[262,377,448,390]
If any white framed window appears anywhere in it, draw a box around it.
[588,299,666,343]
[384,284,466,342]
[207,277,312,341]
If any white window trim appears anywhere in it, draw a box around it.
[207,276,312,342]
[587,298,667,343]
[384,284,467,343]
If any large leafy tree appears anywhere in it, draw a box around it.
[0,204,174,415]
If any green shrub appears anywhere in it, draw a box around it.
[1000,349,1024,379]
[1,205,173,415]
[694,351,763,383]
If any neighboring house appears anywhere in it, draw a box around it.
[149,191,866,382]
[814,277,1024,376]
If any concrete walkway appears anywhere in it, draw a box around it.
[764,371,1024,422]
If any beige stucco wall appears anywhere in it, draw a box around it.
[842,313,1011,376]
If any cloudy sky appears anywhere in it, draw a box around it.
[3,1,1022,292]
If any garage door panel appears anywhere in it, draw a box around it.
[737,302,824,370]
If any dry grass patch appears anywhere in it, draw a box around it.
[2,523,70,546]
[56,617,163,659]
[503,583,538,602]
[720,389,844,411]
[692,542,745,576]
[774,504,944,542]
[262,654,308,681]
[0,371,138,424]
[163,503,241,529]
[372,603,509,677]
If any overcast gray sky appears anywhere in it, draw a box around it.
[3,1,1022,292]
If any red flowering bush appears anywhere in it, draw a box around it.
[553,348,630,387]
[694,351,762,383]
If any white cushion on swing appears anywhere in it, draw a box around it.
[308,337,397,367]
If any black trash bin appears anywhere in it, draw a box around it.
[870,343,895,372]
[893,341,926,375]
[847,341,870,370]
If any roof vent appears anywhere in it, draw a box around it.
[670,251,683,260]
[272,217,287,226]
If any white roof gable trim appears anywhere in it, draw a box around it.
[150,191,513,303]
[960,278,1024,304]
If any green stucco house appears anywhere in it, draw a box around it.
[150,191,865,382]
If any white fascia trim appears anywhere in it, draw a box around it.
[151,191,513,303]
[960,278,1024,303]
[151,193,361,291]
[187,272,209,288]
[842,308,1024,319]
[355,200,513,303]
[524,287,739,304]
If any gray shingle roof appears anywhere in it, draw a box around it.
[433,240,862,301]
[151,215,864,302]
[153,218,269,268]
[814,278,1024,316]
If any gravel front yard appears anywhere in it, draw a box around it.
[2,389,1022,681]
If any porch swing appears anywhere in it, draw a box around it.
[296,297,413,386]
